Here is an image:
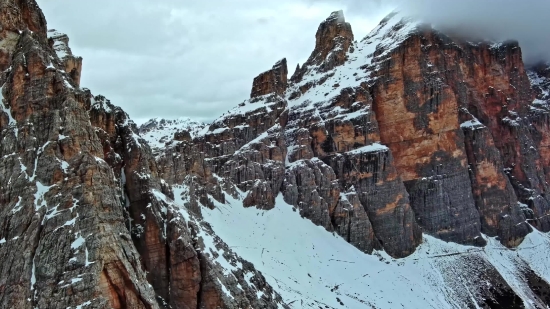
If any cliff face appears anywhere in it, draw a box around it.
[282,11,550,253]
[369,27,539,248]
[0,2,157,307]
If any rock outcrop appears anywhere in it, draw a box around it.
[47,30,82,86]
[368,24,550,246]
[251,58,288,98]
[0,7,158,306]
[291,10,354,80]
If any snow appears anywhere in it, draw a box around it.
[200,193,450,308]
[30,256,37,291]
[235,130,270,154]
[63,77,73,89]
[212,95,280,125]
[218,278,234,299]
[30,141,51,181]
[516,229,550,281]
[333,108,369,121]
[0,238,5,244]
[284,146,297,166]
[34,181,53,210]
[172,185,191,222]
[279,12,419,167]
[52,40,68,60]
[94,156,105,164]
[460,116,485,130]
[0,84,18,137]
[287,11,417,114]
[173,189,550,309]
[528,70,549,100]
[139,117,205,151]
[84,247,94,267]
[60,277,83,288]
[62,215,78,227]
[73,301,92,309]
[502,116,521,127]
[71,234,85,250]
[346,142,389,155]
[58,158,70,173]
[152,189,169,204]
[11,196,23,213]
[482,236,542,307]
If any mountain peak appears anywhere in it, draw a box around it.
[326,10,346,23]
[291,10,354,82]
[313,10,353,65]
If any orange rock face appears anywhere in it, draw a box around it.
[369,27,544,245]
[250,58,288,98]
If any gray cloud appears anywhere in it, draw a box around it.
[396,0,550,65]
[37,0,548,123]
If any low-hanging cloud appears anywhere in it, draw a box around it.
[398,0,550,65]
[321,0,550,64]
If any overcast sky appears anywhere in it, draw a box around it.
[38,0,393,124]
[38,0,550,124]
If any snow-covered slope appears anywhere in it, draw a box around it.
[139,117,205,151]
[168,182,550,309]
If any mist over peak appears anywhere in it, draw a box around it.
[398,0,550,65]
[333,0,549,65]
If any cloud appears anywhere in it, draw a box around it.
[320,0,550,65]
[37,0,549,123]
[397,0,550,64]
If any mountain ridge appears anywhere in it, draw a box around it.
[1,1,550,308]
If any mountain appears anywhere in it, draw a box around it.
[1,1,549,309]
[138,118,206,154]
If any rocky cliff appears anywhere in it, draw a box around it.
[141,10,550,308]
[150,10,550,257]
[1,1,550,309]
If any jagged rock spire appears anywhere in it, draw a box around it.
[291,10,354,82]
[250,58,288,98]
